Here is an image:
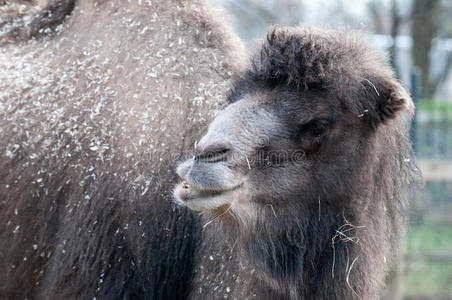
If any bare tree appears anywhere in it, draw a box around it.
[411,0,440,98]
[368,0,403,76]
[369,0,450,98]
[389,0,402,75]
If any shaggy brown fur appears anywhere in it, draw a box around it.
[175,27,419,300]
[0,0,246,299]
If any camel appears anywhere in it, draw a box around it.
[175,27,417,300]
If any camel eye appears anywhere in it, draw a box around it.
[299,120,328,138]
[310,122,327,137]
[297,119,330,153]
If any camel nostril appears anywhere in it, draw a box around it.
[195,148,230,163]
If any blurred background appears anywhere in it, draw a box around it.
[208,0,452,299]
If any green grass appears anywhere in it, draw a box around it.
[406,222,452,253]
[417,100,452,112]
[404,260,452,297]
[404,222,452,298]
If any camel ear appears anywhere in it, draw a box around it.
[357,78,414,128]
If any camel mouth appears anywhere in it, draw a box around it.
[173,180,241,211]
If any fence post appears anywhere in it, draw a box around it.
[410,68,421,153]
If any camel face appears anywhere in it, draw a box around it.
[174,86,356,214]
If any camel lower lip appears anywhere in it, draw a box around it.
[176,181,227,201]
[174,181,244,210]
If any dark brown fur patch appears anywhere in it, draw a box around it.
[0,0,75,44]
